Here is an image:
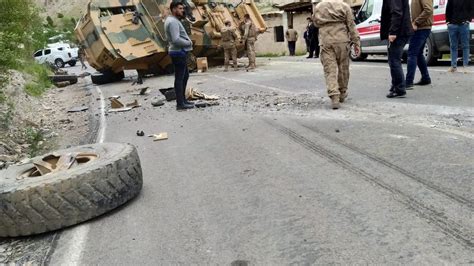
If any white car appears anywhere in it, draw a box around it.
[351,0,474,65]
[33,45,77,68]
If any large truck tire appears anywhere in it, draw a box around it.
[91,71,124,85]
[49,74,78,85]
[0,143,143,237]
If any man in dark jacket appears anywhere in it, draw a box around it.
[381,0,413,98]
[307,17,320,58]
[446,0,473,73]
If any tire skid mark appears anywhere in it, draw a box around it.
[301,123,473,209]
[266,120,473,248]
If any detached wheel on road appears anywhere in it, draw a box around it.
[0,143,143,237]
[349,43,368,61]
[49,74,78,85]
[91,71,125,85]
[54,58,65,68]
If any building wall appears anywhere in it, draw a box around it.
[255,11,312,56]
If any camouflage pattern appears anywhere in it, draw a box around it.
[75,0,266,74]
[221,25,238,70]
[320,43,351,97]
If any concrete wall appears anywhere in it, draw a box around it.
[255,11,312,56]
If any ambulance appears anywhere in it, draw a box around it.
[350,0,474,65]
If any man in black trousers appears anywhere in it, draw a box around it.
[381,0,413,98]
[307,17,320,58]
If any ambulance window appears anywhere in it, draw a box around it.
[358,0,374,22]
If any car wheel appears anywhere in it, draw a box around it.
[424,38,437,66]
[68,60,77,67]
[349,43,368,61]
[0,143,143,237]
[54,58,65,68]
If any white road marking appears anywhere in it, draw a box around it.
[271,59,474,73]
[96,86,107,144]
[59,86,107,266]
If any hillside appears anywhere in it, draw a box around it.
[35,0,89,18]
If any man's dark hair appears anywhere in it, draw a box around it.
[170,1,184,10]
[244,14,250,19]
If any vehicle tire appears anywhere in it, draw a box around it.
[68,60,77,67]
[0,143,143,237]
[91,71,124,85]
[54,58,65,68]
[49,74,78,85]
[424,37,437,66]
[349,43,368,61]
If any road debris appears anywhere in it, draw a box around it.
[159,87,177,101]
[109,98,141,112]
[151,97,165,107]
[197,57,208,73]
[148,133,168,141]
[136,130,145,136]
[67,106,89,113]
[186,87,219,101]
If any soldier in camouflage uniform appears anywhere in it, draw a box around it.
[221,20,239,71]
[313,0,360,109]
[242,14,258,70]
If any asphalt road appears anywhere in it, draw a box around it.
[46,56,473,264]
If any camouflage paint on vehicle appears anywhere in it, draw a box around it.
[75,0,266,74]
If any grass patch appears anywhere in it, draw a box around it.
[24,126,44,157]
[0,101,14,130]
[22,63,52,96]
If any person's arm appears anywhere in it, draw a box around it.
[285,30,289,39]
[389,0,403,36]
[168,21,192,47]
[295,31,298,40]
[345,5,361,46]
[414,0,433,26]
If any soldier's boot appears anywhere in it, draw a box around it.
[339,91,348,103]
[330,95,340,109]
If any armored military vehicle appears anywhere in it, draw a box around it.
[74,0,266,84]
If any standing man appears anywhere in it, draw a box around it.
[165,1,195,110]
[242,14,258,70]
[304,26,310,54]
[313,0,360,109]
[405,0,433,89]
[78,46,87,70]
[221,20,239,71]
[381,0,413,98]
[446,0,473,73]
[307,17,320,58]
[285,25,298,56]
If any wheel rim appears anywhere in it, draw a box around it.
[423,42,430,61]
[55,60,63,67]
[18,153,98,179]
